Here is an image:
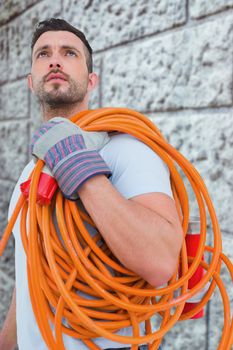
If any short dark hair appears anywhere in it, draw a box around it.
[31,18,93,73]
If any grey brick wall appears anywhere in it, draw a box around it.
[0,1,232,349]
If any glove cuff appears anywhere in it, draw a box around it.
[44,134,86,169]
[52,150,111,199]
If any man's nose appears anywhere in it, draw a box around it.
[48,54,63,69]
[49,62,62,69]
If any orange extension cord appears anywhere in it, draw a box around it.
[0,108,233,350]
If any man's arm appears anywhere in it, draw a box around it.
[78,175,183,287]
[0,286,17,350]
[29,119,183,286]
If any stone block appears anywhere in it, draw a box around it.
[62,0,186,51]
[0,303,6,328]
[0,238,15,280]
[163,318,207,349]
[0,121,29,182]
[148,112,233,233]
[0,159,22,331]
[102,14,233,110]
[0,0,40,25]
[0,223,15,280]
[8,0,62,80]
[0,25,9,83]
[0,179,15,239]
[0,80,29,120]
[0,271,15,328]
[151,309,207,349]
[190,0,233,19]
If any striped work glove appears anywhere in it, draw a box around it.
[30,117,111,200]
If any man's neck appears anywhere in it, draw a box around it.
[42,100,88,121]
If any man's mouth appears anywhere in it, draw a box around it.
[46,73,68,82]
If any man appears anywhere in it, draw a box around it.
[0,18,183,350]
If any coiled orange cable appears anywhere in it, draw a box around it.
[0,108,232,350]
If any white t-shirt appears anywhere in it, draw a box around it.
[8,134,172,350]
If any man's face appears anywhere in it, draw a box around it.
[29,31,91,106]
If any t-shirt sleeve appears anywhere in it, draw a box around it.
[100,133,173,199]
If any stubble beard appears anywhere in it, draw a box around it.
[36,77,88,109]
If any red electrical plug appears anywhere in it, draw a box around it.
[182,217,205,319]
[20,165,58,205]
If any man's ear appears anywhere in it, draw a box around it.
[87,72,99,93]
[27,73,34,93]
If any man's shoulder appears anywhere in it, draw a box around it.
[102,132,164,164]
[100,133,172,199]
[102,132,152,155]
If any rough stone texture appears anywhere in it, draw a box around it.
[163,318,207,349]
[149,112,233,233]
[0,80,29,120]
[0,179,16,257]
[0,25,9,84]
[0,179,16,327]
[0,121,29,182]
[0,271,15,328]
[190,0,233,18]
[8,0,62,80]
[151,310,207,349]
[102,14,233,111]
[0,0,42,25]
[63,0,186,51]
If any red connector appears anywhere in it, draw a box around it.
[182,217,205,319]
[20,171,58,205]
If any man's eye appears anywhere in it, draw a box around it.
[37,51,48,58]
[66,50,77,57]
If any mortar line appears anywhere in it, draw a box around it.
[139,106,233,115]
[0,0,44,27]
[0,117,29,123]
[186,0,190,24]
[0,76,28,86]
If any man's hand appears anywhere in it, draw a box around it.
[30,117,111,199]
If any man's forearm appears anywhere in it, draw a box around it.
[78,175,183,287]
[0,287,17,350]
